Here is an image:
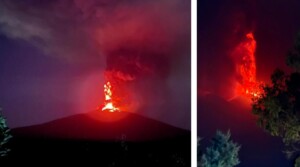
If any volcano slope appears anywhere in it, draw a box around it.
[2,111,190,167]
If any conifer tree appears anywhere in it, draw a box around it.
[199,130,240,167]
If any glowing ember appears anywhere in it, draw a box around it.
[101,81,120,112]
[233,32,264,98]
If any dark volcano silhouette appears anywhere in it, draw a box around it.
[198,94,293,167]
[12,111,189,141]
[3,111,190,167]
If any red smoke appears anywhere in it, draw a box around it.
[0,0,191,129]
[95,1,190,111]
[231,32,263,100]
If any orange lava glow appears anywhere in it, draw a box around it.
[100,81,120,112]
[233,32,264,99]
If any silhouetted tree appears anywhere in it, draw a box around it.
[252,32,300,160]
[198,130,240,167]
[0,108,12,157]
[295,157,300,167]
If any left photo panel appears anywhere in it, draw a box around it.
[0,0,191,166]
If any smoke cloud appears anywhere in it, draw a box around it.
[199,0,300,101]
[198,0,256,99]
[0,0,191,129]
[0,0,189,67]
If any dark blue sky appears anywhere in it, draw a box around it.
[0,35,104,127]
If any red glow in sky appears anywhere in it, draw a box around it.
[232,32,264,99]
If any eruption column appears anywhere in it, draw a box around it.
[101,81,120,112]
[233,32,263,99]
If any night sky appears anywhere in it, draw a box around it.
[0,0,191,129]
[198,0,300,166]
[198,0,300,99]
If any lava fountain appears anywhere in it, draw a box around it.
[100,81,120,112]
[232,32,264,99]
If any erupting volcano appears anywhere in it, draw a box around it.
[100,81,120,112]
[232,32,264,99]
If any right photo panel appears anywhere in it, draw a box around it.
[198,0,300,166]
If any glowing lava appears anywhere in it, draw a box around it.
[101,81,120,112]
[233,32,264,99]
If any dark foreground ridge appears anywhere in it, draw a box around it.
[2,111,191,167]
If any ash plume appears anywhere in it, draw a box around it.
[0,0,191,128]
[198,0,256,99]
